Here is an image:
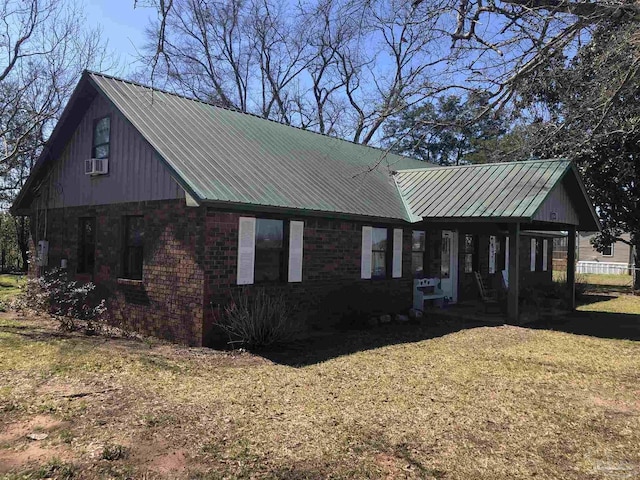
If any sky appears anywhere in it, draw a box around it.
[84,0,153,76]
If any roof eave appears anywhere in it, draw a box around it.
[198,198,411,224]
[570,162,602,232]
[421,216,531,224]
[11,72,96,214]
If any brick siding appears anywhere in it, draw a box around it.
[29,199,560,346]
[30,201,415,347]
[202,210,414,345]
[30,199,206,346]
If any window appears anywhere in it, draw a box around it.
[92,116,110,159]
[488,235,498,274]
[255,218,285,282]
[77,217,95,274]
[530,238,537,271]
[371,227,388,279]
[602,244,614,257]
[123,216,144,279]
[536,239,543,271]
[412,230,426,276]
[464,234,476,273]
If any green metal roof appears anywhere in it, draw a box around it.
[12,72,600,232]
[87,72,433,221]
[395,159,600,229]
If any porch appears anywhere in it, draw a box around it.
[395,159,601,323]
[421,298,572,327]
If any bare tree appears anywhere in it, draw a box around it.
[1,0,112,269]
[1,0,112,200]
[139,0,453,144]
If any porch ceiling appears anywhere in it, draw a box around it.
[394,159,600,231]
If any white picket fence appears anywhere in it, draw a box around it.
[576,261,631,275]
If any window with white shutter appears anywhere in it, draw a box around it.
[530,238,537,272]
[237,217,256,285]
[288,221,304,282]
[392,228,402,278]
[361,226,372,279]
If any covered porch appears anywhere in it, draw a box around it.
[395,159,601,323]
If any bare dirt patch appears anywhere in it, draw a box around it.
[0,414,73,474]
[0,414,68,445]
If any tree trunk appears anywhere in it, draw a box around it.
[633,240,640,292]
[14,216,30,273]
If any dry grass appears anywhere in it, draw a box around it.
[575,273,639,315]
[1,312,639,479]
[580,274,633,287]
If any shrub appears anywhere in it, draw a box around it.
[15,268,107,332]
[101,443,129,461]
[214,289,295,348]
[36,458,76,480]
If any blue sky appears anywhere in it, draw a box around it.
[85,0,153,74]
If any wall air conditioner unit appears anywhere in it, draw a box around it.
[84,158,109,176]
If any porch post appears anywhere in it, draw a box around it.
[567,226,576,310]
[507,222,520,322]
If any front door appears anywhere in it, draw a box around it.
[440,230,459,303]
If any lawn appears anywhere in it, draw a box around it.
[576,273,640,315]
[0,274,25,302]
[0,275,638,479]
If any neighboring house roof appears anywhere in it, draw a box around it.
[12,72,600,231]
[395,159,600,230]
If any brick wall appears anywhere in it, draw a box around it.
[28,199,561,346]
[202,210,415,345]
[30,202,416,347]
[30,199,206,346]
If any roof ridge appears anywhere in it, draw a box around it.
[395,158,569,173]
[85,70,437,166]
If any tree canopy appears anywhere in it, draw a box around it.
[382,93,507,165]
[511,22,640,287]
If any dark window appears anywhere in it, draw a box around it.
[464,234,476,273]
[77,217,96,274]
[602,244,613,256]
[412,230,426,276]
[536,238,543,271]
[255,219,285,282]
[92,116,110,159]
[372,227,388,279]
[123,216,144,279]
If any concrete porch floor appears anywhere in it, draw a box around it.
[423,301,572,326]
[423,301,507,325]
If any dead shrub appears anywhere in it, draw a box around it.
[214,289,296,348]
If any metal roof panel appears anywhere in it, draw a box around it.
[89,72,437,221]
[395,159,578,222]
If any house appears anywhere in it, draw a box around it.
[11,72,601,346]
[577,232,634,275]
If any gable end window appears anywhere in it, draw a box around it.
[92,116,110,159]
[123,216,144,280]
[77,217,96,274]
